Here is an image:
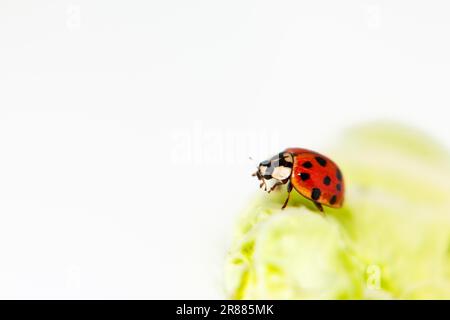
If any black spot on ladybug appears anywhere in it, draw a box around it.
[330,195,337,205]
[311,188,321,200]
[315,156,327,167]
[323,176,331,185]
[336,169,342,181]
[302,161,313,169]
[336,183,341,191]
[299,172,310,181]
[277,153,293,168]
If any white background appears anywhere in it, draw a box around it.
[0,1,449,298]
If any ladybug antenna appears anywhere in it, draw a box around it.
[250,156,258,177]
[249,157,259,178]
[248,156,258,168]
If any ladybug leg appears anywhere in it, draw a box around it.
[314,202,325,216]
[281,182,293,209]
[268,181,283,193]
[314,202,323,212]
[260,179,268,191]
[253,170,268,191]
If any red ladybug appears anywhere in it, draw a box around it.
[252,148,344,211]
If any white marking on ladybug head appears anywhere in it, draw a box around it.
[256,152,293,184]
[271,165,292,180]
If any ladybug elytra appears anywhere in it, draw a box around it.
[252,148,344,212]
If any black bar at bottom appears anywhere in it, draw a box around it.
[0,300,446,318]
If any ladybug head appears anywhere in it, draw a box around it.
[253,152,293,191]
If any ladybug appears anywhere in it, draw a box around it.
[252,148,344,212]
